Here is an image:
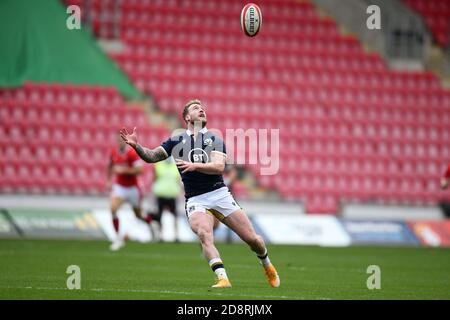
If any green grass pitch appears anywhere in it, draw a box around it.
[0,239,449,299]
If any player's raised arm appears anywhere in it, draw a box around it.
[176,151,226,175]
[120,127,168,163]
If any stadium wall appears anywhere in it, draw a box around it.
[1,195,449,247]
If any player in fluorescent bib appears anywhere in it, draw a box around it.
[150,157,182,242]
[120,99,280,288]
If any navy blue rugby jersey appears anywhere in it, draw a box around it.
[160,128,227,198]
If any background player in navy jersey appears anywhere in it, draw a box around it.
[120,99,280,288]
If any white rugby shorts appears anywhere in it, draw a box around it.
[111,184,141,208]
[185,187,241,220]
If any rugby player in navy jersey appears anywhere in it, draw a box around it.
[120,99,279,288]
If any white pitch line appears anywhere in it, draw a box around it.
[0,286,329,300]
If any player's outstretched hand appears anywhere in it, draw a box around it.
[176,159,198,174]
[120,127,138,148]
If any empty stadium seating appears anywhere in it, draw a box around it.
[0,83,169,196]
[81,0,450,212]
[403,0,450,47]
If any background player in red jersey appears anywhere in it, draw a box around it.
[106,134,152,251]
[441,163,450,190]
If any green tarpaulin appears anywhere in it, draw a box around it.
[0,0,141,100]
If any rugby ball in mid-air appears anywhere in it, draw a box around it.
[241,3,262,37]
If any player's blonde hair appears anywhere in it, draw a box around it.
[182,99,203,123]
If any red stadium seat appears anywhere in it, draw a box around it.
[1,81,169,197]
[403,0,450,46]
